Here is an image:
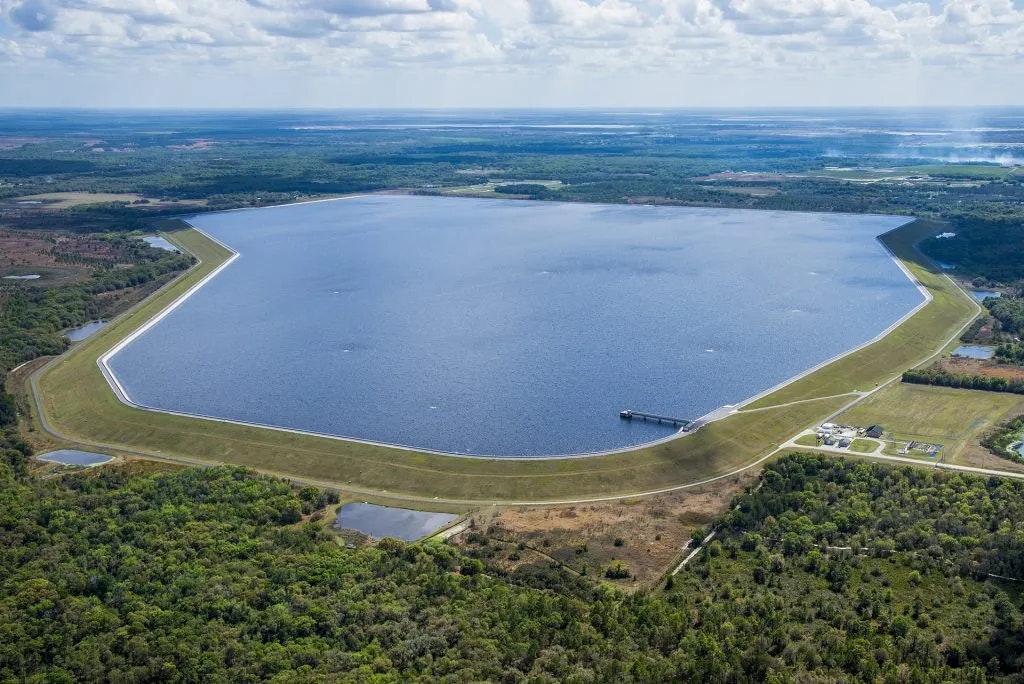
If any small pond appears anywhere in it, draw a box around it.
[66,320,108,342]
[952,345,996,360]
[37,450,113,467]
[3,274,41,280]
[142,235,179,252]
[971,290,1001,302]
[334,503,459,542]
[936,262,956,271]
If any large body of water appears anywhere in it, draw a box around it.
[106,196,924,457]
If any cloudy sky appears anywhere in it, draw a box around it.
[0,0,1022,108]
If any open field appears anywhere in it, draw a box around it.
[820,165,1020,182]
[440,180,563,197]
[28,216,983,503]
[4,192,208,210]
[835,382,1024,464]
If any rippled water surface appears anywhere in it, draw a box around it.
[106,196,924,456]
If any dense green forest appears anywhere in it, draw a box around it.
[919,217,1024,285]
[2,452,1022,682]
[996,343,1024,365]
[988,297,1024,337]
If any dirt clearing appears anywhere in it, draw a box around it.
[455,473,756,589]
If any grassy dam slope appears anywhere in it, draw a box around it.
[31,218,979,503]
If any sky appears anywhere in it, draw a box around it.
[0,0,1022,108]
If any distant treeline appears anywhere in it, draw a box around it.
[902,368,1024,395]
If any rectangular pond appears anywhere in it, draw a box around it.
[104,196,924,457]
[334,503,458,542]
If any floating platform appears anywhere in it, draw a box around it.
[619,410,694,430]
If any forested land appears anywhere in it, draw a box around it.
[1,452,1022,682]
[919,216,1024,285]
[988,297,1024,337]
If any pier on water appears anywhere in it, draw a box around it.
[619,410,694,431]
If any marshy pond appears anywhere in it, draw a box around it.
[105,196,924,457]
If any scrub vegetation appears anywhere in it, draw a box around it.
[2,452,1023,681]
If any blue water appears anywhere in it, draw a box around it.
[66,320,107,342]
[142,236,179,252]
[952,345,996,360]
[971,290,1001,302]
[37,450,112,466]
[106,196,924,457]
[334,503,458,541]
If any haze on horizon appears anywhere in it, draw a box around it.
[0,0,1022,109]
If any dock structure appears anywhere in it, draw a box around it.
[619,410,694,430]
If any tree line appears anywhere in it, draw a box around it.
[902,367,1024,395]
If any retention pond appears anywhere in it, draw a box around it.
[334,503,458,541]
[104,196,925,457]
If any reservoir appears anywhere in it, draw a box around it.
[105,196,924,457]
